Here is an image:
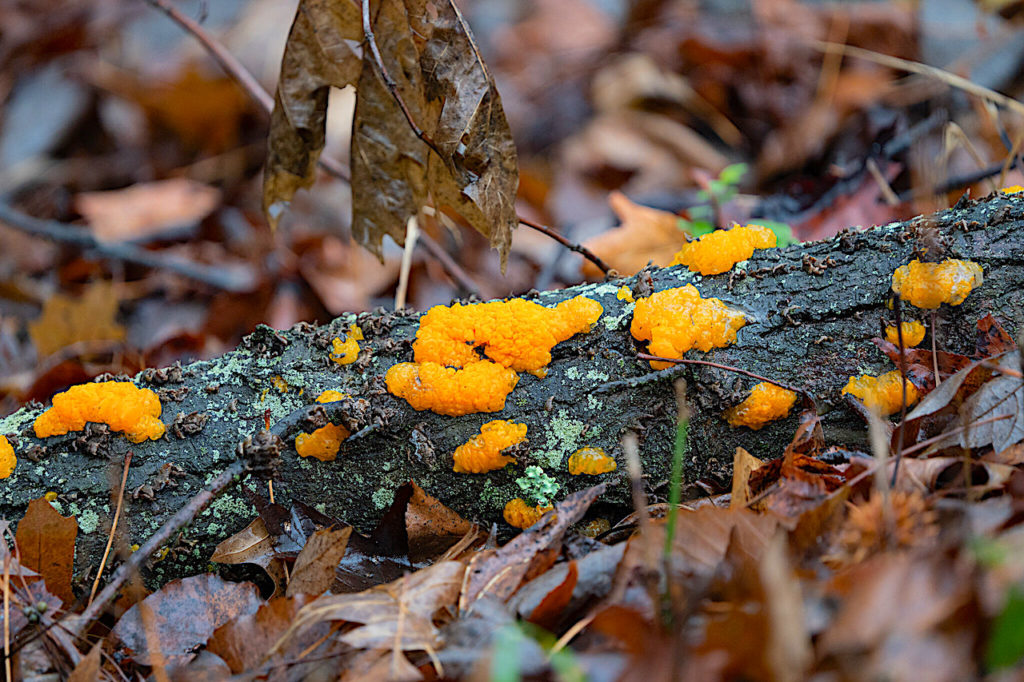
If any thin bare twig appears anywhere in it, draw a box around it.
[69,458,248,636]
[142,0,272,112]
[518,217,613,275]
[88,451,133,607]
[0,203,256,292]
[636,352,808,398]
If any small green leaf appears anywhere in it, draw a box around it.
[987,585,1024,670]
[757,220,798,247]
[717,162,749,187]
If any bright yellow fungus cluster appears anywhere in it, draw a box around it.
[503,498,553,529]
[891,259,983,309]
[331,325,364,366]
[452,420,527,473]
[631,285,746,369]
[1000,185,1023,194]
[567,446,617,475]
[884,320,926,347]
[34,382,165,443]
[842,371,919,416]
[723,382,798,430]
[295,390,351,462]
[670,224,777,275]
[0,436,15,479]
[616,286,634,303]
[386,296,603,416]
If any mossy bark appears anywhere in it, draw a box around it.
[2,194,1023,585]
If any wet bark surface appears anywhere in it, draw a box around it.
[2,193,1022,585]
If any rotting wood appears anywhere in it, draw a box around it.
[2,194,1022,585]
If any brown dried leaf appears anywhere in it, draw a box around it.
[526,559,578,630]
[111,575,263,666]
[581,191,687,278]
[459,484,605,611]
[75,179,220,243]
[66,641,102,682]
[262,0,362,226]
[730,446,765,510]
[405,480,474,563]
[28,280,125,358]
[281,560,464,653]
[14,497,77,605]
[287,526,353,597]
[265,0,518,267]
[210,517,286,593]
[206,594,321,674]
[955,354,1024,453]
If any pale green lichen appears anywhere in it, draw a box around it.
[77,509,100,535]
[479,479,507,510]
[587,394,601,410]
[534,410,594,468]
[516,466,560,507]
[372,488,394,510]
[565,366,582,381]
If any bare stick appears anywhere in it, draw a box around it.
[0,204,255,292]
[70,458,248,636]
[88,451,133,607]
[636,353,807,397]
[518,216,613,275]
[142,0,273,112]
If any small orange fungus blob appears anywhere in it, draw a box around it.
[34,382,164,443]
[884,320,926,347]
[580,518,611,538]
[1000,185,1023,194]
[616,286,634,303]
[842,371,919,416]
[270,375,289,393]
[0,436,15,479]
[723,382,798,430]
[631,285,746,369]
[331,325,364,366]
[671,224,776,275]
[386,296,602,415]
[295,390,351,462]
[503,498,553,529]
[452,420,527,473]
[891,259,983,309]
[44,491,58,502]
[567,447,617,475]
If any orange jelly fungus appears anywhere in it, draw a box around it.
[616,286,634,303]
[891,259,983,309]
[1000,185,1023,194]
[884,320,926,347]
[631,285,746,369]
[331,325,364,366]
[723,382,798,430]
[670,224,777,275]
[0,436,15,479]
[842,371,919,416]
[503,498,553,529]
[295,390,351,462]
[567,446,617,475]
[386,296,603,416]
[33,382,164,443]
[452,420,527,473]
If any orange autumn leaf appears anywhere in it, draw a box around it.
[581,191,688,278]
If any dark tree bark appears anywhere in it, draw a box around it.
[2,194,1022,584]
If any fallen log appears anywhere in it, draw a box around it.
[2,193,1022,585]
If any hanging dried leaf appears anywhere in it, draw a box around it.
[262,0,362,225]
[264,0,519,266]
